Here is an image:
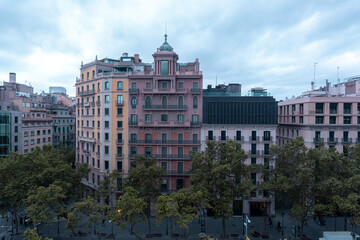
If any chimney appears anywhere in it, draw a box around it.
[326,79,330,92]
[311,81,314,91]
[134,54,139,63]
[9,72,16,83]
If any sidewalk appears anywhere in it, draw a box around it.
[2,211,360,240]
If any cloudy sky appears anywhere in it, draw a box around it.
[0,0,359,100]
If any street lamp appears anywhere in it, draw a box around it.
[282,212,284,238]
[200,206,206,236]
[244,215,251,240]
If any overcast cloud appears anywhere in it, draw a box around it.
[0,0,359,100]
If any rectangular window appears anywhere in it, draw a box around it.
[161,162,167,170]
[193,134,198,143]
[193,82,199,89]
[344,116,351,124]
[105,95,110,103]
[178,134,183,143]
[105,121,109,128]
[104,108,109,115]
[251,144,257,154]
[251,158,256,164]
[117,161,123,172]
[161,114,168,122]
[117,107,123,115]
[177,114,184,122]
[299,116,304,123]
[117,133,123,142]
[105,160,109,170]
[330,116,336,124]
[178,162,184,174]
[145,147,152,156]
[221,130,226,140]
[105,133,109,141]
[162,134,167,143]
[162,147,167,157]
[329,131,335,141]
[146,82,151,89]
[236,131,242,140]
[315,116,324,124]
[330,103,338,114]
[176,179,184,190]
[117,95,123,104]
[208,130,213,140]
[251,131,257,141]
[161,61,169,75]
[178,82,184,89]
[264,131,271,140]
[145,134,152,143]
[343,131,349,142]
[117,121,123,128]
[162,82,168,89]
[145,114,152,122]
[264,144,270,155]
[315,103,324,114]
[104,146,109,155]
[344,103,352,114]
[131,114,137,124]
[315,131,321,140]
[178,147,183,157]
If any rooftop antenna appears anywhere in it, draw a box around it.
[216,75,217,86]
[337,66,340,84]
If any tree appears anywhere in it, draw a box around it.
[265,137,316,236]
[124,155,166,235]
[108,187,147,239]
[67,196,110,240]
[190,140,253,236]
[23,228,52,240]
[95,170,120,207]
[155,188,204,237]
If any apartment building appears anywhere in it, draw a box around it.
[201,85,277,216]
[278,77,360,153]
[49,104,75,149]
[0,101,22,156]
[0,73,52,154]
[76,34,202,194]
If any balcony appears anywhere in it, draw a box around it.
[83,149,91,155]
[115,100,124,106]
[342,138,352,143]
[84,102,90,107]
[190,88,201,94]
[129,88,139,94]
[206,136,215,141]
[142,88,188,94]
[78,136,96,143]
[327,138,338,144]
[129,139,200,145]
[248,150,261,156]
[249,136,260,142]
[313,138,324,143]
[115,153,124,158]
[218,136,229,142]
[190,121,201,126]
[129,121,138,126]
[143,105,186,110]
[262,136,273,142]
[261,150,271,156]
[167,170,190,175]
[129,154,190,159]
[79,89,95,96]
[96,152,100,156]
[233,136,245,142]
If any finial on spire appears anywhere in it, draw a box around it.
[164,34,168,43]
[164,22,168,42]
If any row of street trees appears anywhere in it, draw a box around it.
[264,137,360,238]
[2,138,360,239]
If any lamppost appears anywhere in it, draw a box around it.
[200,206,206,237]
[244,215,251,240]
[282,212,284,238]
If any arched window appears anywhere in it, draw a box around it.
[178,96,183,107]
[193,96,198,109]
[117,81,123,90]
[131,97,137,109]
[145,96,151,108]
[162,96,167,107]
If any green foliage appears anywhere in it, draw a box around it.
[95,171,120,207]
[67,196,109,235]
[0,146,88,234]
[23,228,53,240]
[190,140,253,235]
[155,188,203,236]
[109,187,147,238]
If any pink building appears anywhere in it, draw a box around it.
[128,34,202,192]
[278,77,360,152]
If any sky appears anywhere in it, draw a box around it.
[0,0,360,101]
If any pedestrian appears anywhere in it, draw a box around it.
[277,221,281,232]
[268,217,273,227]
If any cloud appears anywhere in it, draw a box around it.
[0,0,359,100]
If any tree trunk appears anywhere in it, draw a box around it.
[264,216,267,234]
[344,217,347,231]
[301,220,304,236]
[147,199,152,236]
[14,211,18,234]
[222,217,226,236]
